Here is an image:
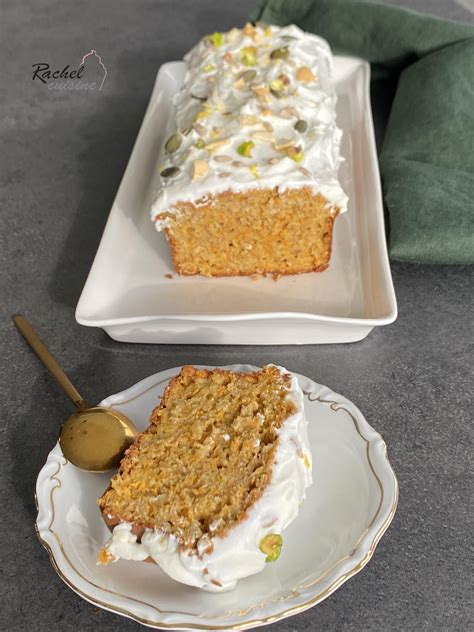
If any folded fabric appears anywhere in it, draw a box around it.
[250,0,474,264]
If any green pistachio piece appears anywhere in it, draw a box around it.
[203,63,215,73]
[269,78,284,92]
[160,166,180,178]
[208,32,225,47]
[240,47,257,67]
[294,119,308,133]
[237,140,254,157]
[270,47,289,60]
[164,133,182,154]
[259,534,283,562]
[195,138,206,149]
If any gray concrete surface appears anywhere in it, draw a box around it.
[1,1,473,630]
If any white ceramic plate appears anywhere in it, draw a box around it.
[75,57,397,345]
[36,365,398,630]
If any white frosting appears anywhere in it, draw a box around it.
[151,23,347,227]
[101,366,312,592]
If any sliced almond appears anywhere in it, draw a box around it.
[260,108,272,117]
[223,52,233,64]
[192,160,208,181]
[267,157,282,165]
[251,131,273,142]
[205,138,230,153]
[252,85,272,104]
[279,106,298,119]
[262,121,273,132]
[192,123,207,136]
[233,77,246,90]
[214,154,232,162]
[298,166,312,177]
[218,171,232,178]
[238,114,261,126]
[274,138,294,151]
[296,66,315,83]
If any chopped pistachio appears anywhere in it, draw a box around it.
[296,66,315,83]
[192,159,208,180]
[294,119,308,133]
[249,164,260,178]
[240,46,257,67]
[208,32,225,47]
[164,133,182,154]
[195,110,211,120]
[287,146,304,162]
[195,138,206,149]
[214,154,232,162]
[160,166,180,178]
[302,453,311,468]
[237,140,254,157]
[270,46,289,60]
[264,26,273,37]
[269,78,284,92]
[259,534,283,562]
[203,63,215,73]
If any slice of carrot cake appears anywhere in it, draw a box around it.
[151,23,347,277]
[98,364,312,592]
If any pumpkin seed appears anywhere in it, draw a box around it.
[238,69,257,83]
[164,133,182,153]
[270,47,289,60]
[160,166,180,178]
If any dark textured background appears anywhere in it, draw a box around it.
[1,1,473,630]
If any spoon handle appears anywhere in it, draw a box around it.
[13,314,88,410]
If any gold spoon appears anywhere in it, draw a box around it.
[13,315,138,472]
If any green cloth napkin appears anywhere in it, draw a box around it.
[249,0,474,264]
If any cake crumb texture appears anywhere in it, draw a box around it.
[99,365,296,548]
[162,187,337,276]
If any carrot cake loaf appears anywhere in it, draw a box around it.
[151,23,347,277]
[98,365,312,592]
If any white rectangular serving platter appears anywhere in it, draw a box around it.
[76,57,397,344]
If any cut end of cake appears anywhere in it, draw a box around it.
[158,187,338,277]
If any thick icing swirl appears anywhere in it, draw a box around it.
[151,23,347,225]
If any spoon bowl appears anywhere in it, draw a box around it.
[60,407,138,472]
